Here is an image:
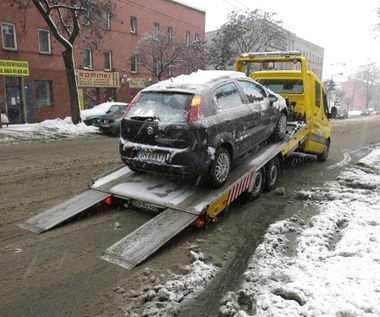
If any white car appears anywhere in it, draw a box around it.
[81,102,128,126]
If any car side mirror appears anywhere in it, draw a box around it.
[268,94,278,105]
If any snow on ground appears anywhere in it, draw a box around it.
[219,146,380,317]
[2,118,380,316]
[0,117,98,144]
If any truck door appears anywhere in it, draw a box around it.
[306,81,330,154]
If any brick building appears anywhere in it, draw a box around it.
[341,78,380,112]
[0,1,205,123]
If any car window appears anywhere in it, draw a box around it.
[126,92,192,123]
[237,80,267,103]
[214,83,243,110]
[257,79,304,94]
[108,104,125,113]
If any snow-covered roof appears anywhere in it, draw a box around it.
[146,70,247,91]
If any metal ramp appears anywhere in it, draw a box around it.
[17,190,110,233]
[101,208,198,269]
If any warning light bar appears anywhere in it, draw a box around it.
[239,51,302,59]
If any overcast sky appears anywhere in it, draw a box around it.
[178,0,380,81]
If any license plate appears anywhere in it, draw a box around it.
[138,150,167,163]
[130,200,162,213]
[101,124,110,128]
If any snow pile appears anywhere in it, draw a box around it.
[220,145,380,316]
[0,117,98,144]
[115,250,218,317]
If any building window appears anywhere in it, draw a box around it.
[130,16,137,33]
[153,22,159,33]
[38,29,51,54]
[185,31,190,46]
[167,26,173,42]
[103,51,112,71]
[131,54,137,73]
[194,33,200,42]
[102,10,110,30]
[34,80,53,107]
[1,22,17,50]
[82,9,91,25]
[83,48,92,69]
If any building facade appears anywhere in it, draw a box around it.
[0,0,205,123]
[341,78,380,112]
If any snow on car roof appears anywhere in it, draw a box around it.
[146,70,248,91]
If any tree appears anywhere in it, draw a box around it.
[206,9,285,70]
[179,40,207,74]
[31,0,115,124]
[134,31,186,82]
[359,62,378,109]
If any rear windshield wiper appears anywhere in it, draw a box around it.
[130,116,160,122]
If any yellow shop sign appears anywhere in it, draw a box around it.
[76,70,120,88]
[0,59,29,76]
[128,78,146,88]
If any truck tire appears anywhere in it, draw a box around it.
[317,140,330,162]
[271,113,287,142]
[246,168,265,200]
[265,157,280,191]
[209,147,231,188]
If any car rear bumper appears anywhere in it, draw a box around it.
[119,140,211,177]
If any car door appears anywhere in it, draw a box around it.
[237,79,275,147]
[210,82,253,155]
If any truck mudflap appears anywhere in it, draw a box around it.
[101,208,198,270]
[17,190,110,233]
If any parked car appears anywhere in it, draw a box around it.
[119,70,288,188]
[99,104,128,135]
[81,102,128,126]
[336,108,348,119]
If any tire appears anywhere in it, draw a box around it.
[246,168,265,201]
[209,147,231,188]
[317,140,330,162]
[271,113,287,142]
[265,157,280,191]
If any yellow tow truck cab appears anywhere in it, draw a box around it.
[234,51,331,161]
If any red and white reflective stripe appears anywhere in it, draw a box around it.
[226,171,254,205]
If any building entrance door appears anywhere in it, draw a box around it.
[5,77,25,124]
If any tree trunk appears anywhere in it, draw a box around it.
[62,47,81,124]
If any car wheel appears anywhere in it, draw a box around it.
[245,168,265,201]
[209,147,231,188]
[317,140,330,162]
[271,113,287,142]
[265,157,280,191]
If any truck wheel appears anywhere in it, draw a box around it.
[209,147,231,188]
[271,113,287,142]
[317,140,330,162]
[246,168,265,200]
[265,157,280,191]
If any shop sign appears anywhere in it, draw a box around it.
[0,59,29,76]
[128,78,146,88]
[75,70,120,88]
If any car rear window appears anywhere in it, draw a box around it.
[257,79,304,94]
[126,92,192,123]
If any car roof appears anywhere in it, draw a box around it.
[145,70,248,93]
[80,102,128,116]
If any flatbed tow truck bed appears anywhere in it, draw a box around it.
[18,121,308,269]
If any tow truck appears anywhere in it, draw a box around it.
[18,51,331,270]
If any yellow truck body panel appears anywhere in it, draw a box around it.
[234,51,331,158]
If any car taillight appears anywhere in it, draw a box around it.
[187,94,204,124]
[123,93,141,118]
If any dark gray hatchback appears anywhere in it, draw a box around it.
[119,70,288,188]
